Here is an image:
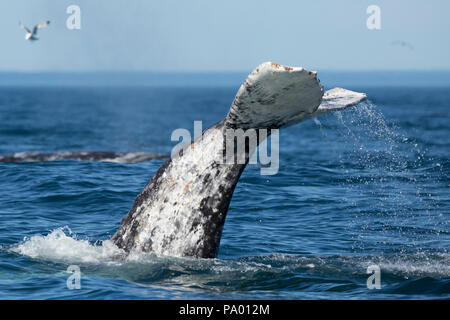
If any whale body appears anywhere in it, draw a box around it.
[111,62,366,258]
[0,151,168,163]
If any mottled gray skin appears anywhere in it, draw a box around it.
[111,120,253,258]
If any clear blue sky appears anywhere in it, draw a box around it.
[1,0,449,72]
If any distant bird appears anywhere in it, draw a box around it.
[391,40,414,51]
[19,20,50,41]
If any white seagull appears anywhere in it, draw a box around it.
[19,20,50,41]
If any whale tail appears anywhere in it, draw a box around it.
[111,62,367,258]
[226,62,366,130]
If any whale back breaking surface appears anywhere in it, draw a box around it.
[0,151,169,163]
[111,62,366,258]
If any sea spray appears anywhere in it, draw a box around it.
[314,101,447,253]
[11,226,126,264]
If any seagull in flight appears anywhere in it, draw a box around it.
[391,40,414,51]
[19,20,50,41]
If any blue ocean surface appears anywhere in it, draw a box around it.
[0,73,448,299]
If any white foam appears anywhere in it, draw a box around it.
[369,253,450,277]
[11,227,126,265]
[10,228,449,279]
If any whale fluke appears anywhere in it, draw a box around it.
[226,62,323,130]
[111,62,366,258]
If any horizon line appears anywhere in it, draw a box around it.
[1,69,450,74]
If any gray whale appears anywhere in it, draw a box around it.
[111,62,366,258]
[0,151,168,163]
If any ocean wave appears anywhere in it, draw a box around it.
[9,227,450,289]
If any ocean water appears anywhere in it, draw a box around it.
[0,78,448,299]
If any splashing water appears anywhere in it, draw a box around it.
[11,227,126,264]
[6,226,448,299]
[317,101,448,253]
